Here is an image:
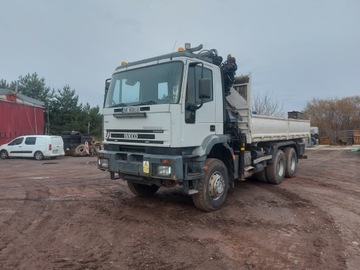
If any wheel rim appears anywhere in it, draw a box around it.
[277,159,285,177]
[208,171,225,200]
[290,156,296,172]
[35,152,42,160]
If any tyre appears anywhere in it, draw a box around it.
[266,149,285,185]
[127,181,159,197]
[284,147,297,178]
[34,151,44,160]
[0,150,9,159]
[192,158,229,212]
[75,144,86,156]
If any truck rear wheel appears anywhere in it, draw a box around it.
[127,181,159,197]
[266,150,285,185]
[192,158,229,212]
[284,147,297,178]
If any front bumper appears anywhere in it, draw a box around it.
[98,150,184,181]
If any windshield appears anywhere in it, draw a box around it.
[105,61,183,108]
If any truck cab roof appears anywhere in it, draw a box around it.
[115,46,220,71]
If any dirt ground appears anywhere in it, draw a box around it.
[0,146,359,270]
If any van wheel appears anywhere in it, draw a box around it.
[284,147,297,178]
[0,150,9,159]
[266,150,285,185]
[127,181,159,197]
[34,151,44,160]
[192,158,229,212]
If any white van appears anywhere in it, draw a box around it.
[0,135,65,160]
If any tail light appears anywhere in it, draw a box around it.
[49,144,52,150]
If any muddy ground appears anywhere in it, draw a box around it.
[0,147,359,270]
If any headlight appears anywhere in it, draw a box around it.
[98,158,109,169]
[156,165,171,177]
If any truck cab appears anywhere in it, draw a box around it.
[98,44,310,211]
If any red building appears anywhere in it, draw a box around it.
[0,89,45,145]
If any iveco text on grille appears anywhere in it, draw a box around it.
[124,133,138,139]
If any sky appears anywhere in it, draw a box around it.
[1,0,359,113]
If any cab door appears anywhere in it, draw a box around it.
[182,63,220,147]
[6,137,25,157]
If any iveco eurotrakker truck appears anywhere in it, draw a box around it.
[97,44,310,211]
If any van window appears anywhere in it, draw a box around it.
[25,137,37,145]
[9,137,23,145]
[51,137,63,145]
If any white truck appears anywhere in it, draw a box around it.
[98,44,310,211]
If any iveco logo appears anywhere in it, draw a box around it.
[124,133,138,139]
[123,106,140,113]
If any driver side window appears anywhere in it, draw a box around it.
[185,65,213,123]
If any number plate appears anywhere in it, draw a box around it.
[143,161,149,174]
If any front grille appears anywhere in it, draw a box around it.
[112,133,155,139]
[106,129,165,145]
[104,144,145,153]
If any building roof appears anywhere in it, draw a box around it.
[0,88,45,108]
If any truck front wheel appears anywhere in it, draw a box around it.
[266,150,285,185]
[284,147,297,178]
[192,158,229,212]
[127,181,159,197]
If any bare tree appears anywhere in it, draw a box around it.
[253,92,284,117]
[304,96,360,133]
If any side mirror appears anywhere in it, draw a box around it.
[104,78,111,108]
[105,78,111,91]
[199,78,211,99]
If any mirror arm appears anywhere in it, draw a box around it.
[197,98,204,110]
[186,98,204,112]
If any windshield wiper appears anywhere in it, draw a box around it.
[135,100,157,106]
[107,103,128,108]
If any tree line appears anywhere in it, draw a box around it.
[0,73,102,138]
[2,72,359,142]
[304,96,360,135]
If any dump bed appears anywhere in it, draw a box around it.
[250,114,310,143]
[227,75,310,144]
